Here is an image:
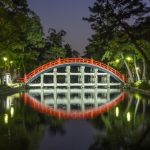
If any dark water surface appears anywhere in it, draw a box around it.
[0,89,150,150]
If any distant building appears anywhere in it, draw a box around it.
[0,73,12,85]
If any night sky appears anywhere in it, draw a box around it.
[28,0,93,54]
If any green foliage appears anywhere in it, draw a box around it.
[39,28,67,63]
[134,80,150,90]
[45,46,66,61]
[65,44,80,58]
[0,0,45,75]
[47,28,66,47]
[84,0,150,79]
[0,0,80,78]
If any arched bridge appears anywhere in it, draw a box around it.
[20,58,127,87]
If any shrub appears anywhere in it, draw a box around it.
[134,80,150,90]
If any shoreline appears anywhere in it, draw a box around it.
[0,85,150,97]
[0,86,25,96]
[129,87,150,96]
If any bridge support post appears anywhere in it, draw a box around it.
[40,74,44,88]
[53,68,57,88]
[24,74,27,83]
[94,68,98,88]
[54,88,57,109]
[107,88,110,101]
[66,66,70,88]
[107,73,110,88]
[53,68,57,109]
[41,88,44,103]
[67,88,71,112]
[94,88,98,108]
[81,88,85,111]
[81,66,85,88]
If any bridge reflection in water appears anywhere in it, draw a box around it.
[23,88,127,119]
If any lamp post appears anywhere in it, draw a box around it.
[126,56,132,62]
[136,67,140,71]
[115,59,120,63]
[9,61,13,72]
[10,61,13,64]
[3,57,7,61]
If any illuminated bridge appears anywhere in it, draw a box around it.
[19,58,127,87]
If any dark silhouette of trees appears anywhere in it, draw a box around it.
[0,0,81,78]
[84,0,150,81]
[65,44,80,58]
[39,28,67,63]
[0,0,44,76]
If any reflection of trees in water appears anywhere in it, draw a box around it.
[89,93,150,150]
[48,117,66,136]
[0,96,65,150]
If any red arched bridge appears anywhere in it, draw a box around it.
[18,58,127,87]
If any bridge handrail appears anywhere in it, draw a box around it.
[24,58,127,83]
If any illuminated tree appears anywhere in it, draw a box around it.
[84,0,150,80]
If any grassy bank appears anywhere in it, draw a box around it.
[127,80,150,96]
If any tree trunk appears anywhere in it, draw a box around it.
[133,54,140,81]
[22,47,26,75]
[22,60,26,75]
[142,58,146,80]
[119,24,148,80]
[12,69,17,81]
[121,53,134,83]
[108,3,149,80]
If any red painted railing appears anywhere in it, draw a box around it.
[21,58,127,83]
[23,92,127,119]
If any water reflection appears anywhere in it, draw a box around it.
[23,88,126,119]
[0,90,150,150]
[0,93,66,150]
[88,94,150,150]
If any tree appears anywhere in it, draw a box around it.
[47,28,66,47]
[84,0,150,79]
[0,0,44,77]
[65,44,80,58]
[101,32,145,83]
[41,28,67,63]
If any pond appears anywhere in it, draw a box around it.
[0,88,150,150]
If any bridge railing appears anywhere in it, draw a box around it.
[23,58,127,83]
